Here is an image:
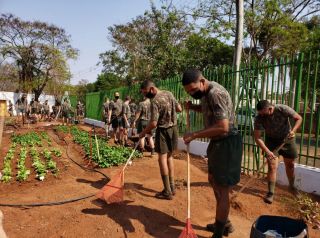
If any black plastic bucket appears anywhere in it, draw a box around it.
[250,215,308,238]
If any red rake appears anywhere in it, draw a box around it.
[179,106,198,238]
[179,145,198,238]
[96,141,140,204]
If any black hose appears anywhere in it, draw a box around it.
[51,130,109,179]
[0,194,95,207]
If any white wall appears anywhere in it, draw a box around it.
[277,163,320,195]
[0,91,55,116]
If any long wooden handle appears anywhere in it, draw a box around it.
[187,144,191,219]
[186,106,191,219]
[122,139,141,171]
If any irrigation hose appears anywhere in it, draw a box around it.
[0,194,96,207]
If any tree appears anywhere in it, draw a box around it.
[185,0,319,62]
[95,72,123,91]
[0,14,78,99]
[0,63,19,91]
[183,33,234,69]
[100,4,193,84]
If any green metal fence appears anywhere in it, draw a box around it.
[85,50,320,173]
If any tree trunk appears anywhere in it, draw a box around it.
[233,0,244,111]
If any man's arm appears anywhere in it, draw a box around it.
[139,120,157,138]
[254,130,276,159]
[289,113,302,138]
[176,102,182,113]
[183,119,229,142]
[132,111,141,127]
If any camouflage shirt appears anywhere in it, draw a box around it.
[137,99,151,121]
[102,102,109,116]
[43,103,50,111]
[122,102,131,119]
[201,81,237,135]
[16,98,28,109]
[254,104,297,140]
[150,90,178,128]
[109,99,123,117]
[129,102,137,119]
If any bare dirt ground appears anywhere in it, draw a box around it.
[0,122,319,238]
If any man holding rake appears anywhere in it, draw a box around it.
[139,80,182,200]
[254,100,302,204]
[182,69,242,238]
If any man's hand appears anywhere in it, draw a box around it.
[139,131,146,139]
[184,101,192,110]
[183,132,195,144]
[266,150,277,160]
[288,130,295,139]
[131,121,136,129]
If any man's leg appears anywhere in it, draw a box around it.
[208,174,231,238]
[156,153,172,199]
[147,134,155,155]
[167,152,175,195]
[283,157,296,190]
[265,156,279,203]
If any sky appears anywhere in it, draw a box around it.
[0,0,166,85]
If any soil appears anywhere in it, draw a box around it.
[0,122,319,238]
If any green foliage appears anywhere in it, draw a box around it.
[187,0,319,62]
[52,148,62,157]
[43,149,58,174]
[30,147,47,181]
[184,33,234,68]
[99,4,193,84]
[55,125,142,168]
[12,132,42,147]
[16,147,30,182]
[40,131,52,146]
[1,143,16,183]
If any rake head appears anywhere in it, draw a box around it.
[96,170,124,204]
[179,218,198,238]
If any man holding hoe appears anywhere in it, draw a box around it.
[182,69,242,238]
[139,80,182,200]
[254,100,302,204]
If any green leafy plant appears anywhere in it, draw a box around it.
[55,125,142,168]
[16,147,30,182]
[40,131,52,146]
[52,148,62,157]
[12,132,42,147]
[1,144,16,183]
[43,149,58,174]
[30,147,46,181]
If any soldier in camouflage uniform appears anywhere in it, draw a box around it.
[139,80,182,200]
[43,100,50,121]
[129,99,137,135]
[15,94,28,124]
[254,100,302,204]
[108,92,123,144]
[62,98,72,125]
[8,100,13,117]
[121,96,131,146]
[102,98,110,137]
[182,69,242,238]
[132,96,155,155]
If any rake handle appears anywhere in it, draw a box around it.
[122,139,141,171]
[186,106,191,219]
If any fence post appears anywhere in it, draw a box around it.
[294,53,304,112]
